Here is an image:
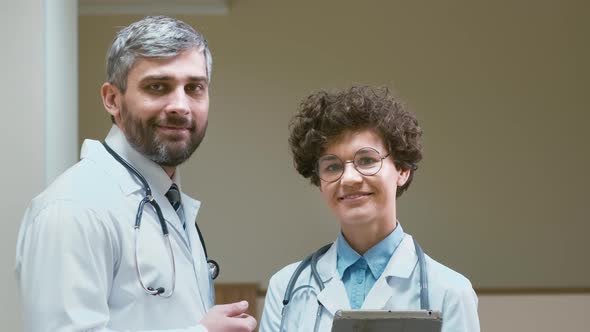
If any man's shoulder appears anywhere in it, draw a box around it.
[30,157,121,216]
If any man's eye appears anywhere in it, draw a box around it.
[148,83,165,91]
[186,83,204,93]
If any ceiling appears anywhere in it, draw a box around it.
[78,0,231,15]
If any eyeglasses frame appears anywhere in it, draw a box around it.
[315,147,392,183]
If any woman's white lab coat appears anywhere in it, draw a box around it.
[260,234,480,332]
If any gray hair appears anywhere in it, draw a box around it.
[106,16,212,92]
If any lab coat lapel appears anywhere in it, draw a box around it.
[317,279,350,316]
[362,234,418,309]
[362,276,393,309]
[184,196,211,310]
[316,241,351,315]
[156,191,180,226]
[182,193,201,237]
[153,190,189,244]
[386,234,419,279]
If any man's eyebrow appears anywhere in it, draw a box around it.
[187,76,208,82]
[320,155,339,161]
[139,75,173,82]
[138,75,208,83]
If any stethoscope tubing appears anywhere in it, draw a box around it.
[280,239,429,331]
[103,142,217,299]
[134,218,177,297]
[104,142,177,296]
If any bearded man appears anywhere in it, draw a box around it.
[15,16,256,332]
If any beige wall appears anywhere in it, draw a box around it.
[478,294,590,331]
[79,0,590,290]
[2,1,45,330]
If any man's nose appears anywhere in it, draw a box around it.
[165,88,190,115]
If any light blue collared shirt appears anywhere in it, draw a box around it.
[336,224,405,309]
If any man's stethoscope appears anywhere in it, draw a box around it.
[279,239,430,332]
[103,142,220,298]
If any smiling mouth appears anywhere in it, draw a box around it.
[338,193,373,201]
[156,125,192,134]
[158,125,188,130]
[154,115,194,132]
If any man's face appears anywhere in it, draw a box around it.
[113,48,209,166]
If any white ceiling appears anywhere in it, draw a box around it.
[79,0,231,16]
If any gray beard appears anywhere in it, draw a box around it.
[119,105,207,167]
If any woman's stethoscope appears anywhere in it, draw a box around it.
[279,239,429,332]
[103,142,220,298]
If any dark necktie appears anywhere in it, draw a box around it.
[165,184,183,227]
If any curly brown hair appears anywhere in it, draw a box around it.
[289,86,423,197]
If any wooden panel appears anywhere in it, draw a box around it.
[214,282,260,324]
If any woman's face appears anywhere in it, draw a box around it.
[318,129,410,230]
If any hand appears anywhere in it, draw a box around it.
[200,300,257,332]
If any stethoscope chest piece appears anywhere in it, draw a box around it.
[208,259,220,280]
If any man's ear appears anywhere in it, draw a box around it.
[101,82,123,124]
[396,168,411,187]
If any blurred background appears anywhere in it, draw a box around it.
[2,0,589,331]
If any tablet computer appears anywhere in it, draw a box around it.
[331,310,442,332]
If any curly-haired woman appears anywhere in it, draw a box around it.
[260,86,480,332]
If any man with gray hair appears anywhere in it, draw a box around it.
[15,16,256,332]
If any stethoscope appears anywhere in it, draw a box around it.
[103,142,220,298]
[280,239,429,332]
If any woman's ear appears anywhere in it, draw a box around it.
[101,82,122,123]
[396,168,411,187]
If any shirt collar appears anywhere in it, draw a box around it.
[336,232,362,278]
[103,125,179,195]
[336,223,405,279]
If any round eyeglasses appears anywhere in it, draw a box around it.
[316,147,391,183]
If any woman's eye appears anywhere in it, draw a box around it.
[357,157,378,166]
[324,163,343,173]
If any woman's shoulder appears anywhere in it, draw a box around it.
[424,253,475,294]
[268,260,305,291]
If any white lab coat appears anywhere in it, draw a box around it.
[260,234,480,332]
[15,126,213,332]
